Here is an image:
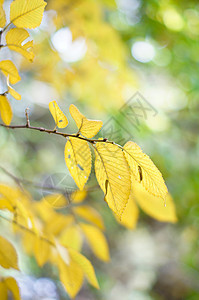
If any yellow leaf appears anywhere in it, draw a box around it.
[35,199,74,232]
[68,248,99,289]
[22,231,36,255]
[69,104,103,138]
[0,185,32,219]
[6,28,34,62]
[80,223,110,262]
[49,100,68,128]
[133,180,177,223]
[0,95,12,125]
[73,206,105,231]
[8,86,21,100]
[60,225,82,251]
[12,200,34,231]
[34,199,56,222]
[71,189,87,203]
[4,277,21,300]
[0,197,15,212]
[0,60,21,84]
[64,137,92,190]
[0,185,20,208]
[116,190,139,229]
[58,255,84,299]
[0,3,6,28]
[123,141,168,200]
[56,242,70,265]
[42,193,68,209]
[43,214,74,236]
[0,280,7,300]
[0,236,19,270]
[34,236,51,267]
[10,0,47,29]
[94,142,131,217]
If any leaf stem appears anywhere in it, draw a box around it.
[2,22,12,34]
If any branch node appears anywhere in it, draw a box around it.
[25,108,30,128]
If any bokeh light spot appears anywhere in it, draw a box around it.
[131,41,155,63]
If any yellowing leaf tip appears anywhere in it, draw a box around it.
[69,104,103,138]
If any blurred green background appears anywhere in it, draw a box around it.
[1,0,199,299]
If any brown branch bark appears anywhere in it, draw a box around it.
[0,110,115,145]
[0,122,112,144]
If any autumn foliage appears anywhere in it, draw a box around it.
[0,0,177,299]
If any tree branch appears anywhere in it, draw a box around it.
[0,165,99,195]
[0,109,115,145]
[0,122,112,144]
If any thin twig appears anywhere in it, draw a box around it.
[25,108,30,127]
[0,109,115,145]
[0,166,25,191]
[0,91,8,96]
[0,165,99,194]
[0,122,114,144]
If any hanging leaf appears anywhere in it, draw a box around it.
[0,60,21,84]
[64,137,92,190]
[49,100,68,128]
[10,0,47,29]
[6,28,34,62]
[59,225,83,251]
[0,3,6,28]
[0,95,12,125]
[116,190,139,229]
[57,247,99,298]
[94,142,131,217]
[69,104,103,138]
[0,280,7,299]
[0,236,19,270]
[58,254,84,299]
[80,223,110,262]
[0,277,21,300]
[123,141,168,200]
[73,206,105,231]
[34,235,51,267]
[68,248,99,289]
[133,179,177,223]
[8,86,21,101]
[4,277,21,300]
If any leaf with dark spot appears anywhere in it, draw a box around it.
[77,164,84,171]
[138,166,143,182]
